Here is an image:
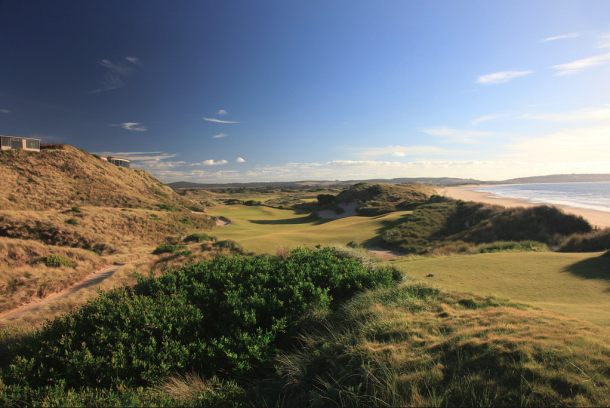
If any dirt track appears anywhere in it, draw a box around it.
[0,263,127,321]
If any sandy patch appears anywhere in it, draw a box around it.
[441,185,610,229]
[317,201,359,219]
[365,246,405,259]
[214,216,232,227]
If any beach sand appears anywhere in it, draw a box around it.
[441,185,610,229]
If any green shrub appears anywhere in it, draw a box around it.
[346,241,362,249]
[184,233,213,243]
[243,200,261,206]
[174,250,193,257]
[65,218,80,226]
[316,194,335,205]
[156,204,175,211]
[152,245,186,255]
[3,247,399,390]
[559,228,610,252]
[153,190,169,199]
[91,153,101,159]
[71,206,81,213]
[42,255,75,268]
[215,239,246,254]
[225,199,243,205]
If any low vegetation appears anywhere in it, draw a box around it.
[335,182,438,215]
[381,197,593,255]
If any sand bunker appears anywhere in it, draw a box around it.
[317,201,359,219]
[214,216,232,227]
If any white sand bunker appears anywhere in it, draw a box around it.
[214,216,232,227]
[317,201,359,219]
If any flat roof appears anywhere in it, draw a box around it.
[106,156,131,162]
[0,135,42,141]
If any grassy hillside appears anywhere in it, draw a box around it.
[380,198,593,255]
[334,182,438,215]
[0,144,196,211]
[0,144,216,315]
[393,251,610,325]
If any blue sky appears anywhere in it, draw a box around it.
[1,1,610,182]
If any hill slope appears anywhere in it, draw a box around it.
[0,144,195,211]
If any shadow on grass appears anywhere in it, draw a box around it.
[562,253,610,292]
[249,213,329,226]
[361,212,414,248]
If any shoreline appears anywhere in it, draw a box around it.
[441,185,610,229]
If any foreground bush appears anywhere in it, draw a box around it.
[2,247,399,391]
[183,233,214,243]
[558,228,610,252]
[152,245,186,255]
[42,254,75,268]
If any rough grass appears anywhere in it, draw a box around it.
[0,145,199,211]
[394,251,610,325]
[260,283,610,407]
[0,207,214,255]
[0,237,106,314]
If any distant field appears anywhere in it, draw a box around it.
[207,205,413,254]
[393,252,610,325]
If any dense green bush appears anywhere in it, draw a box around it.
[42,255,75,268]
[184,233,214,243]
[156,204,175,211]
[214,239,246,254]
[152,245,186,255]
[65,218,80,225]
[3,248,399,391]
[558,228,610,252]
[316,194,335,205]
[224,199,243,205]
[243,200,261,206]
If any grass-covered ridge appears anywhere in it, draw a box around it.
[381,197,593,255]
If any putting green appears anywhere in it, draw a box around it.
[207,205,412,254]
[392,252,610,325]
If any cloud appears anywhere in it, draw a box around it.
[551,52,610,76]
[107,122,147,131]
[596,34,610,48]
[476,70,534,84]
[212,133,228,138]
[95,151,178,161]
[420,126,495,143]
[193,159,228,166]
[217,110,228,115]
[540,33,582,42]
[125,57,139,64]
[237,157,246,163]
[470,115,499,126]
[327,160,409,167]
[203,118,240,123]
[520,104,610,122]
[87,59,136,94]
[355,145,451,158]
[0,109,11,114]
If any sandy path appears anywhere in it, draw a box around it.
[0,263,127,321]
[365,246,405,259]
[441,185,610,229]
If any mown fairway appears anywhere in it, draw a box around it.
[394,251,610,325]
[207,205,413,254]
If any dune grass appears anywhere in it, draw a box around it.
[393,251,610,325]
[206,205,414,254]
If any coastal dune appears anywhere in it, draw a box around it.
[441,185,610,229]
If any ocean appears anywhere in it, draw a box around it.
[472,182,610,213]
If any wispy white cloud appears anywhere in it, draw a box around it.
[95,151,178,161]
[420,126,495,143]
[476,70,533,84]
[125,57,139,64]
[217,110,228,115]
[0,109,11,114]
[355,145,451,158]
[87,59,136,94]
[520,104,610,122]
[237,157,246,163]
[328,160,409,167]
[596,34,610,48]
[192,159,229,166]
[470,115,499,126]
[212,133,228,138]
[551,52,610,76]
[107,122,147,131]
[203,118,240,123]
[540,33,582,42]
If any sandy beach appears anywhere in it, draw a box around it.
[441,185,610,229]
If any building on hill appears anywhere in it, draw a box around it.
[1,135,41,151]
[102,156,131,168]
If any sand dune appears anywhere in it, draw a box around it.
[441,185,610,229]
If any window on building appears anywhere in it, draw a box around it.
[1,137,11,147]
[11,138,22,149]
[26,140,40,149]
